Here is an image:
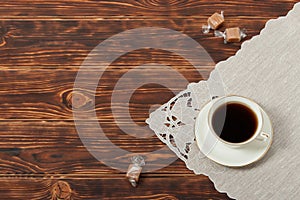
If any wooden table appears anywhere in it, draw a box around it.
[0,1,297,199]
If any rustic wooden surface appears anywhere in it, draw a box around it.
[0,0,297,199]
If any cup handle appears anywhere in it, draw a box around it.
[256,132,270,142]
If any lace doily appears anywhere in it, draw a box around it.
[146,3,300,199]
[146,70,227,173]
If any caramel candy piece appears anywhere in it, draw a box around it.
[225,27,241,42]
[126,155,145,187]
[126,164,142,187]
[207,12,224,30]
[215,28,246,43]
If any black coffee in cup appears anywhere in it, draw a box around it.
[212,103,258,143]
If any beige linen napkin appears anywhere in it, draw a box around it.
[147,3,300,199]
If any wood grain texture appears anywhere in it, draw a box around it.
[0,177,230,200]
[0,120,194,175]
[0,18,291,68]
[0,69,210,120]
[0,0,296,19]
[0,0,298,199]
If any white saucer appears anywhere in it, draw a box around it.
[195,100,273,167]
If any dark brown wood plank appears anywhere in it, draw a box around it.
[0,17,290,68]
[0,0,296,18]
[0,65,207,176]
[0,120,196,175]
[0,69,211,120]
[0,69,206,175]
[0,68,202,175]
[0,177,230,199]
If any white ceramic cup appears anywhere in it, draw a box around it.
[207,95,270,148]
